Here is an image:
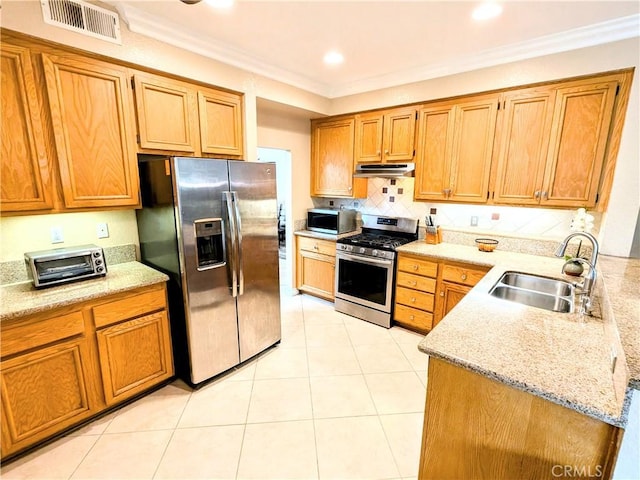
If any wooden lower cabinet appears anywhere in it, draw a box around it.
[0,283,173,460]
[295,235,336,301]
[419,358,622,479]
[394,253,489,332]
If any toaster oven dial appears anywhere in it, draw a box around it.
[97,266,104,273]
[95,259,103,265]
[93,251,101,258]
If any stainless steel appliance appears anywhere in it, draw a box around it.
[24,244,106,288]
[136,156,281,386]
[307,208,358,235]
[354,163,415,178]
[335,215,418,328]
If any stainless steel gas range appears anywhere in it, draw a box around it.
[334,215,419,328]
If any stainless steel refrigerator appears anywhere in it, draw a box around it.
[136,156,281,386]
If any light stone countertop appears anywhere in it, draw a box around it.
[397,241,633,427]
[293,229,360,241]
[0,262,169,322]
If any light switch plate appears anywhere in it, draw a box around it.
[50,226,64,243]
[470,216,479,227]
[96,223,109,239]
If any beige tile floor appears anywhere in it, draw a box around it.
[1,293,428,480]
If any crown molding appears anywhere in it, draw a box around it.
[328,14,640,98]
[115,5,639,100]
[115,2,332,96]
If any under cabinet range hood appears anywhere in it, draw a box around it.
[354,163,415,178]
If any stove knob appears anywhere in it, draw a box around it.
[359,247,366,254]
[372,249,378,257]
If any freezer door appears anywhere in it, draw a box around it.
[173,157,240,384]
[228,161,282,361]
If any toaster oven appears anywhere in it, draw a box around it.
[307,208,358,235]
[24,244,107,288]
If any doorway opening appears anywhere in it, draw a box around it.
[257,147,294,295]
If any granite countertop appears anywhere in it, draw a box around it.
[0,262,169,322]
[598,256,640,390]
[294,229,360,241]
[397,241,634,427]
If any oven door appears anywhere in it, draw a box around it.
[335,251,394,313]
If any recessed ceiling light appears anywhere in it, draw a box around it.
[323,51,344,66]
[205,0,234,8]
[472,2,503,21]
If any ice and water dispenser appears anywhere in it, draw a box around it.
[194,219,225,270]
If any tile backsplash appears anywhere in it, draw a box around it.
[312,177,601,241]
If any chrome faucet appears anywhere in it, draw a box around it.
[555,232,599,314]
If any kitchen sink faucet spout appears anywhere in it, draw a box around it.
[555,232,599,314]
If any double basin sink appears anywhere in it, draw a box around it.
[489,271,575,313]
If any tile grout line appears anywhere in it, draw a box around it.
[301,295,322,480]
[234,342,258,480]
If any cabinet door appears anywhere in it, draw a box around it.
[436,281,471,326]
[414,105,455,200]
[541,80,618,207]
[382,107,416,162]
[311,118,366,198]
[96,311,173,405]
[354,112,383,163]
[198,89,244,157]
[0,44,53,213]
[296,250,335,301]
[449,97,499,203]
[133,74,197,153]
[492,90,555,205]
[42,54,139,208]
[0,337,95,456]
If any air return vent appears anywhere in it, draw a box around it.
[41,0,122,44]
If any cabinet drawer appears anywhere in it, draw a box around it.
[93,287,166,329]
[394,304,433,331]
[396,286,434,312]
[396,271,436,293]
[1,311,85,358]
[297,236,336,256]
[442,263,488,287]
[397,255,438,277]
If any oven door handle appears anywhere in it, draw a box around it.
[337,252,393,266]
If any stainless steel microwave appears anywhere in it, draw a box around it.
[307,208,357,235]
[24,244,107,288]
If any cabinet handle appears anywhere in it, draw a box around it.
[348,186,352,191]
[411,297,416,303]
[542,191,548,199]
[440,291,444,297]
[384,149,389,154]
[461,274,467,281]
[409,315,415,320]
[377,151,381,156]
[410,281,417,286]
[534,190,541,199]
[313,245,318,250]
[413,265,419,271]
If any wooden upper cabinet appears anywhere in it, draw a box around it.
[198,89,244,156]
[355,107,416,163]
[415,95,498,203]
[493,79,618,208]
[0,44,53,213]
[42,53,139,209]
[414,105,455,200]
[542,79,618,207]
[311,117,367,198]
[492,89,556,205]
[133,74,197,153]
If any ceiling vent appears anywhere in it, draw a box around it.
[41,0,122,44]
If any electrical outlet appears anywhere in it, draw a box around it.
[96,223,109,239]
[491,212,500,221]
[50,226,64,244]
[470,216,479,227]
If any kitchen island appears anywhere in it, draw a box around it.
[396,241,638,479]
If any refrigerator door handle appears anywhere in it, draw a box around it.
[223,191,238,297]
[231,191,245,296]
